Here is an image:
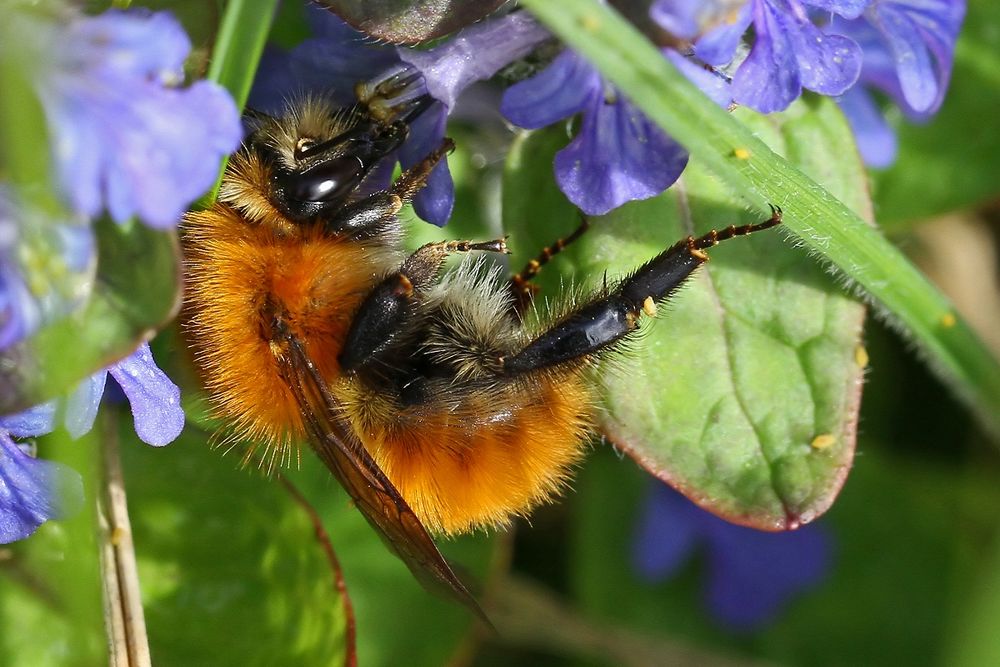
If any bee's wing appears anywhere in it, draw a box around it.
[278,330,489,624]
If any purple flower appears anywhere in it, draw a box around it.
[860,0,964,114]
[252,9,549,225]
[684,0,867,113]
[395,12,549,223]
[0,341,183,543]
[0,427,82,544]
[501,47,729,215]
[633,483,833,631]
[64,342,185,447]
[9,8,242,228]
[0,188,94,351]
[829,1,964,166]
[251,10,400,112]
[650,0,742,41]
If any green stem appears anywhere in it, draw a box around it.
[203,0,279,201]
[521,0,1000,440]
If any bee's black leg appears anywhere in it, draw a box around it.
[323,138,454,238]
[339,238,509,373]
[509,215,591,315]
[501,207,782,375]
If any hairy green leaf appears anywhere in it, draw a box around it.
[504,96,867,529]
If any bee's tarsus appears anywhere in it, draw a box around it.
[688,204,784,252]
[509,213,591,314]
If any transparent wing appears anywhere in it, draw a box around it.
[276,328,489,624]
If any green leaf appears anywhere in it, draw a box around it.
[206,0,278,111]
[0,220,181,414]
[873,0,1000,229]
[946,516,1000,667]
[314,0,506,43]
[289,456,498,666]
[504,96,866,529]
[520,0,1000,445]
[123,424,351,667]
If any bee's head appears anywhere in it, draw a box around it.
[248,96,414,223]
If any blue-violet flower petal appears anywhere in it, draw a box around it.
[107,343,183,447]
[0,431,83,544]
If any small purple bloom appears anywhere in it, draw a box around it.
[686,0,867,113]
[828,1,964,166]
[633,483,833,631]
[106,342,185,447]
[501,47,728,216]
[22,8,242,228]
[0,341,183,542]
[861,0,965,114]
[0,429,82,544]
[250,9,399,112]
[651,0,748,41]
[396,12,549,224]
[61,342,185,447]
[837,85,899,167]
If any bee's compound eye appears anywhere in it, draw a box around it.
[284,156,364,203]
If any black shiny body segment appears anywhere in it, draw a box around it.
[502,299,633,375]
[339,272,415,373]
[502,238,706,375]
[620,240,703,309]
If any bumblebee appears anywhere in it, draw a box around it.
[181,85,781,615]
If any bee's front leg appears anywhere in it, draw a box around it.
[339,238,508,373]
[323,138,455,238]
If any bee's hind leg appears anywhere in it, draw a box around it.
[339,237,509,373]
[500,206,782,375]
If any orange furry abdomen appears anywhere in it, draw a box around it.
[183,206,380,454]
[338,374,595,535]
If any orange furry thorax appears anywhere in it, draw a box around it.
[183,205,384,449]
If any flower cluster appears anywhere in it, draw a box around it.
[652,0,965,166]
[265,1,962,221]
[1,5,240,542]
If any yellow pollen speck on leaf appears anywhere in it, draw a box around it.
[854,345,869,369]
[811,434,836,450]
[940,312,956,328]
[733,147,751,160]
[579,13,601,32]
